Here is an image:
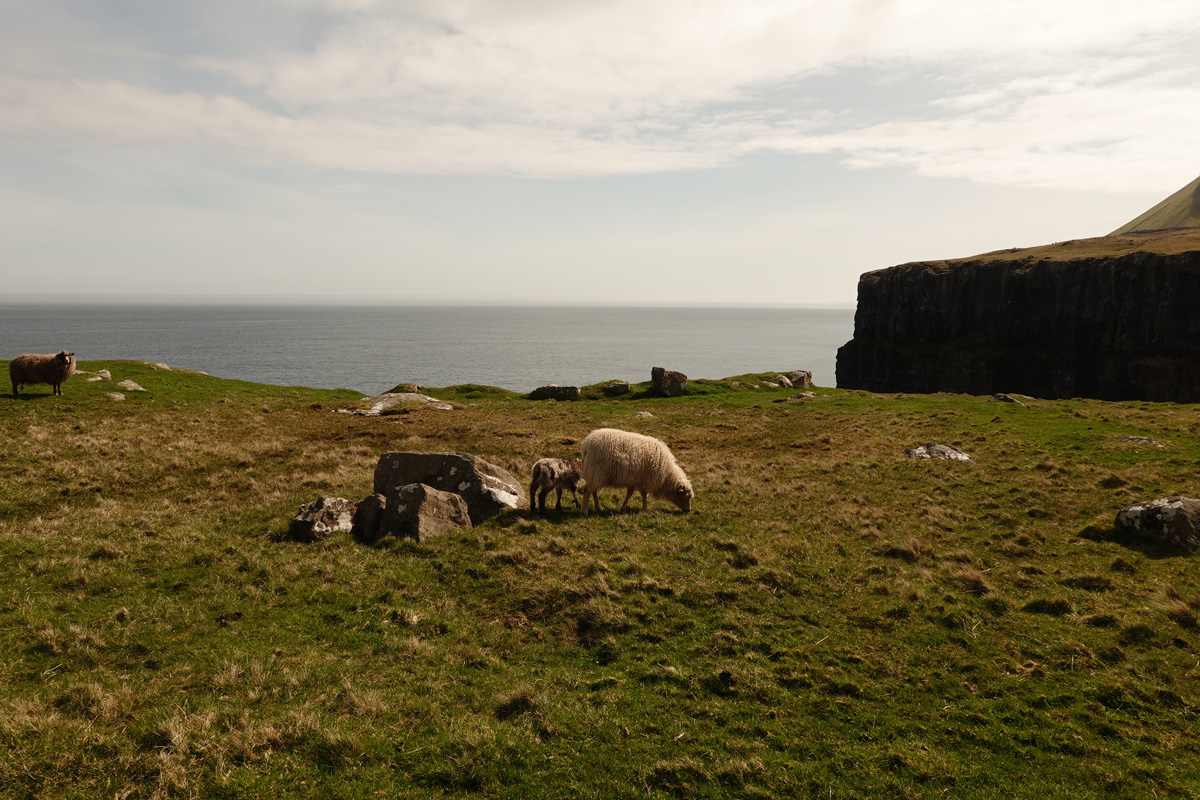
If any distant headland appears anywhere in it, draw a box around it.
[837,174,1200,402]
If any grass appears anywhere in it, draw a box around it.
[4,360,1200,798]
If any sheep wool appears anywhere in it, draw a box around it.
[580,428,693,514]
[10,350,76,397]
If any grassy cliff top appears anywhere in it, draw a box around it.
[4,362,1200,798]
[869,227,1200,277]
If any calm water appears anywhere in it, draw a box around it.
[0,305,854,395]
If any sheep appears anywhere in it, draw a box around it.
[579,428,693,514]
[10,350,76,397]
[529,458,583,514]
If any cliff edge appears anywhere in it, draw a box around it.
[835,222,1200,401]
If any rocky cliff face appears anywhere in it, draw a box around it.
[836,248,1200,401]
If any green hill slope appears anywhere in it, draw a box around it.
[1110,173,1200,235]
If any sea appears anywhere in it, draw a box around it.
[0,304,855,395]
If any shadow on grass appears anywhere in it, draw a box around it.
[1077,524,1193,559]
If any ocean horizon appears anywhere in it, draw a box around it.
[1,304,855,395]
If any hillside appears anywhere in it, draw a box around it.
[1110,174,1200,236]
[4,362,1200,798]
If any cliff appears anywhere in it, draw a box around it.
[836,229,1200,401]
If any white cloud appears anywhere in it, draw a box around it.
[1,0,1198,190]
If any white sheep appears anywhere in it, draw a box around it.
[579,428,693,514]
[9,350,76,397]
[529,457,582,514]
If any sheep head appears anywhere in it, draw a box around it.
[669,482,694,513]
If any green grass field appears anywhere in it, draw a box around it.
[3,361,1200,799]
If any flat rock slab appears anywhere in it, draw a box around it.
[529,384,580,401]
[374,451,523,526]
[289,496,358,542]
[117,380,147,392]
[344,392,460,416]
[905,443,975,464]
[1116,496,1200,551]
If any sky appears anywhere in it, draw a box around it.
[2,0,1198,306]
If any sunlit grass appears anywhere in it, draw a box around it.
[3,361,1200,798]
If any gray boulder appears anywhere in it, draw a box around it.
[351,493,387,542]
[529,384,580,401]
[1115,496,1200,551]
[651,367,687,397]
[385,483,473,541]
[289,496,358,542]
[905,443,975,464]
[373,451,523,526]
[788,371,813,389]
[603,381,631,397]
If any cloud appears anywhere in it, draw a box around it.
[1,0,1198,190]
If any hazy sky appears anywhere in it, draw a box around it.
[2,0,1197,305]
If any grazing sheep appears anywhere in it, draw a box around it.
[10,350,76,397]
[579,428,693,514]
[529,458,583,514]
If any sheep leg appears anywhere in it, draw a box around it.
[554,487,564,511]
[537,487,551,515]
[641,490,648,511]
[619,487,636,512]
[529,480,538,512]
[570,488,581,509]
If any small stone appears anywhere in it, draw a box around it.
[905,443,974,464]
[116,380,146,392]
[288,496,358,542]
[636,411,654,417]
[106,392,126,401]
[602,381,631,397]
[776,375,794,388]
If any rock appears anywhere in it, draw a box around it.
[788,371,813,389]
[765,382,780,388]
[116,380,146,392]
[385,483,473,541]
[990,393,1026,406]
[603,381,631,397]
[343,392,460,416]
[106,392,126,401]
[776,375,794,388]
[529,384,580,401]
[835,247,1200,401]
[636,411,654,417]
[97,369,111,380]
[85,376,103,382]
[651,367,687,397]
[147,362,172,371]
[373,452,523,527]
[289,496,358,542]
[1116,497,1200,551]
[789,392,816,400]
[905,443,975,464]
[351,494,387,542]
